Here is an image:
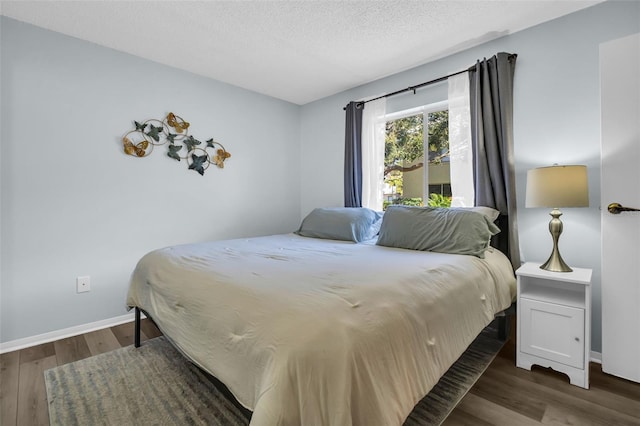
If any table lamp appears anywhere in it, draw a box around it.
[525,165,589,272]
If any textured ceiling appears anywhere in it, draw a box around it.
[1,1,602,105]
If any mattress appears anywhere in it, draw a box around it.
[127,233,516,425]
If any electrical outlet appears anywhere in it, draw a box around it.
[77,276,91,293]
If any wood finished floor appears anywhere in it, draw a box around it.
[1,319,639,426]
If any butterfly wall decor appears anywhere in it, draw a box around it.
[121,112,231,176]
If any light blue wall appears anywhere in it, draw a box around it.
[0,17,302,343]
[299,1,640,353]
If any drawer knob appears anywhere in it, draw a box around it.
[575,337,580,342]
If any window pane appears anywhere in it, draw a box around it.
[426,111,451,207]
[384,114,424,209]
[383,109,451,210]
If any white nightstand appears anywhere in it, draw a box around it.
[516,262,592,389]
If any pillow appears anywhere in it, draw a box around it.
[376,205,500,258]
[296,207,383,243]
[453,206,500,222]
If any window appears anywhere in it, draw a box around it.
[382,102,451,209]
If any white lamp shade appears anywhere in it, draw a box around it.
[526,165,589,208]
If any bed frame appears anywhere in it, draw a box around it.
[134,306,153,348]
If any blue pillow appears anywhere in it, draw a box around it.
[376,206,500,257]
[296,207,383,243]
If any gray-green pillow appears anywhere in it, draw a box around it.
[376,206,500,258]
[454,206,500,222]
[296,207,383,243]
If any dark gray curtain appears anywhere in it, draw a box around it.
[344,101,364,207]
[469,52,520,268]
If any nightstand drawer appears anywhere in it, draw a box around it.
[520,297,585,369]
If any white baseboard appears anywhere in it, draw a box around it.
[590,351,602,364]
[0,311,145,354]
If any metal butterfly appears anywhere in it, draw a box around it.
[166,112,190,134]
[167,144,182,161]
[123,137,149,157]
[213,149,231,168]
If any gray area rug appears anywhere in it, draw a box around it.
[45,322,505,425]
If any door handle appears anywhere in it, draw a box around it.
[608,203,640,214]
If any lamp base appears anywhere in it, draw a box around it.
[540,208,573,273]
[540,250,573,273]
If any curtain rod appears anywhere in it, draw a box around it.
[343,68,466,111]
[363,68,467,105]
[344,53,517,110]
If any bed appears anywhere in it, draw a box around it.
[127,206,516,425]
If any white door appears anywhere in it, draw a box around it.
[600,33,640,383]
